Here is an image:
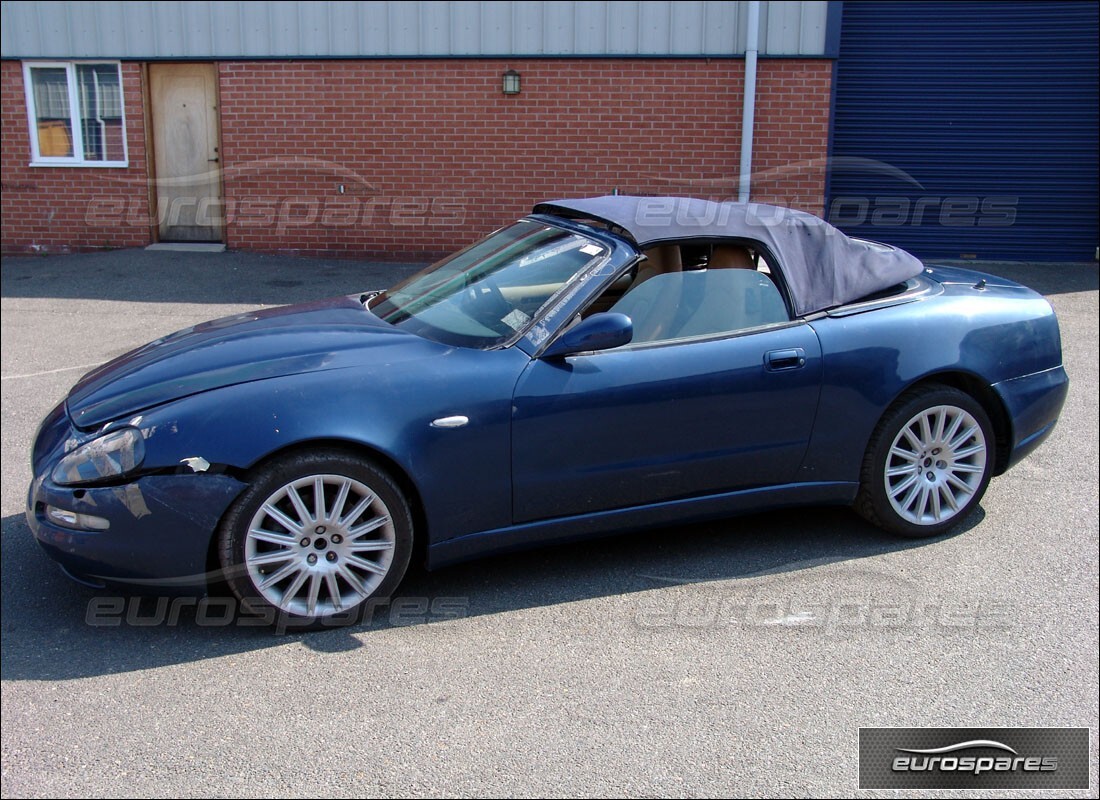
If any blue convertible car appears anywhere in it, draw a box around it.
[27,196,1067,627]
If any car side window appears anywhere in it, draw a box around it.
[598,242,790,345]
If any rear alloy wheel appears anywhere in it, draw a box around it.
[856,386,994,538]
[219,451,413,628]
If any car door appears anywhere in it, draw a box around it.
[510,317,824,524]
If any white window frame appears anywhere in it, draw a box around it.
[23,60,129,167]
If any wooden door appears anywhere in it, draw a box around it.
[149,64,223,242]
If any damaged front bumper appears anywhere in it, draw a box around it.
[26,401,246,593]
[27,472,246,593]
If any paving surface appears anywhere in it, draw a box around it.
[1,249,1097,798]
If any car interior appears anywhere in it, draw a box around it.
[582,240,791,344]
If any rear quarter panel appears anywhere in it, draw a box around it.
[800,282,1063,482]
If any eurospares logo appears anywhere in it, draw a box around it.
[859,728,1090,789]
[894,739,1056,775]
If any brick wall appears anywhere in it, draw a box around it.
[2,58,831,258]
[0,60,150,254]
[753,62,833,216]
[219,58,832,259]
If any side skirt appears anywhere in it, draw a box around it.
[427,481,859,569]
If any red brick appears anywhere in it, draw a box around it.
[3,59,832,258]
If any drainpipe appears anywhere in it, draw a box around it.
[738,0,760,203]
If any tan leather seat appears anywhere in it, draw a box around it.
[587,245,683,316]
[635,244,683,286]
[710,244,755,269]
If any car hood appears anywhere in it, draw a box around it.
[67,295,431,429]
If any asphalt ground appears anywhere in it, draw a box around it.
[1,249,1097,798]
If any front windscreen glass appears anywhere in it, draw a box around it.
[369,220,606,348]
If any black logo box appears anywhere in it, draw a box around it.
[859,727,1090,790]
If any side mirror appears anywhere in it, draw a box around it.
[541,312,633,359]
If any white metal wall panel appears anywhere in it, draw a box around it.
[387,1,420,55]
[210,4,240,55]
[1,1,829,58]
[449,2,481,54]
[764,0,800,54]
[605,2,637,55]
[512,2,543,53]
[572,2,605,54]
[238,3,273,57]
[670,3,705,55]
[360,2,389,55]
[268,2,298,56]
[701,2,738,54]
[65,2,97,55]
[301,2,328,56]
[419,1,450,54]
[796,0,827,53]
[481,1,513,53]
[181,3,214,57]
[635,2,668,54]
[329,2,359,54]
[539,2,573,54]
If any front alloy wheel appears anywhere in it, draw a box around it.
[219,451,413,628]
[856,386,995,537]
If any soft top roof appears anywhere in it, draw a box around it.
[532,196,925,316]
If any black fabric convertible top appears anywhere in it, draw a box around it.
[532,196,925,317]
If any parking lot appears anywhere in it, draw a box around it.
[1,249,1097,798]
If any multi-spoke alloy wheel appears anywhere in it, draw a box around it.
[856,386,994,538]
[246,475,395,618]
[885,405,987,525]
[219,451,412,628]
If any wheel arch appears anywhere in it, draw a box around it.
[204,437,431,588]
[890,371,1012,475]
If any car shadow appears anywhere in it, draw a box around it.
[0,505,984,681]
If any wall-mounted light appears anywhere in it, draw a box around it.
[502,69,521,95]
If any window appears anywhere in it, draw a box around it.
[585,241,791,346]
[370,220,607,349]
[23,62,127,166]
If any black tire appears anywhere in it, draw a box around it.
[218,449,413,630]
[855,385,995,538]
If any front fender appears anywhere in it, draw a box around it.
[133,346,531,545]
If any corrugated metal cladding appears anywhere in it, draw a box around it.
[828,1,1099,262]
[0,0,828,58]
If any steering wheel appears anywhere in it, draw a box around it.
[463,278,513,333]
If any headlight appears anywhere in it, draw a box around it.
[52,427,146,486]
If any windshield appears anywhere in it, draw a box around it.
[370,220,607,348]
